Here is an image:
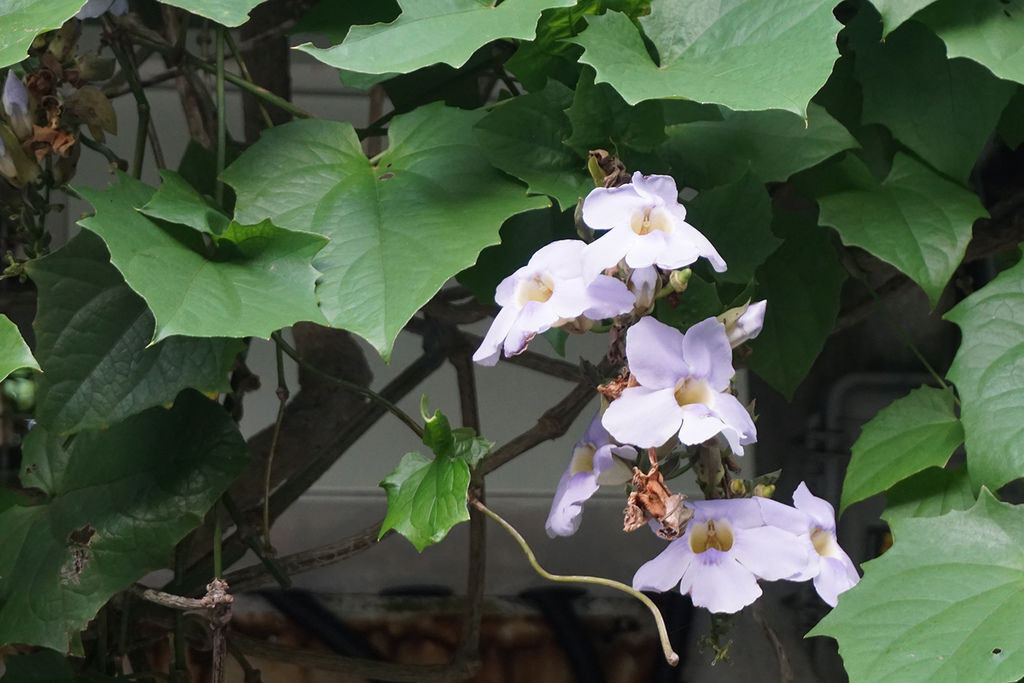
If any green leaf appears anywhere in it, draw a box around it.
[660,104,857,189]
[223,103,549,360]
[811,490,1024,683]
[295,0,575,75]
[946,258,1024,490]
[452,428,494,469]
[473,80,592,210]
[0,390,248,652]
[654,273,723,331]
[457,206,577,304]
[747,209,846,399]
[0,2,85,70]
[506,3,589,92]
[292,0,401,44]
[855,20,1015,182]
[882,466,975,525]
[0,650,76,682]
[868,0,937,36]
[151,0,267,26]
[0,314,38,382]
[379,452,471,552]
[76,173,328,341]
[684,174,779,284]
[25,231,241,434]
[815,153,984,306]
[573,4,841,116]
[997,87,1024,149]
[564,67,666,158]
[422,404,456,459]
[916,0,1024,86]
[139,169,230,236]
[841,386,964,514]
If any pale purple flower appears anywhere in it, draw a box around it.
[628,266,658,316]
[633,497,814,613]
[601,316,756,453]
[473,240,636,366]
[717,300,767,348]
[759,483,860,606]
[581,172,726,277]
[546,413,635,537]
[2,72,32,140]
[75,0,129,19]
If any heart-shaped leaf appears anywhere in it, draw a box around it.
[0,314,38,382]
[0,2,86,70]
[917,0,1024,86]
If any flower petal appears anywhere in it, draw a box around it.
[581,183,647,231]
[633,173,679,206]
[669,222,727,273]
[633,537,694,592]
[623,230,670,270]
[530,239,586,279]
[625,317,690,389]
[682,553,762,614]
[707,392,757,452]
[602,386,683,449]
[792,481,838,531]
[732,525,816,581]
[472,305,518,366]
[677,404,731,448]
[594,444,636,485]
[503,300,560,356]
[545,469,601,537]
[579,410,610,448]
[581,275,636,319]
[582,228,636,279]
[691,497,764,528]
[813,555,860,607]
[682,318,734,390]
[755,496,813,536]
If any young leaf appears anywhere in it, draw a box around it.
[295,0,575,75]
[378,452,472,552]
[747,210,845,399]
[76,173,328,341]
[452,428,494,469]
[916,0,1024,86]
[841,386,964,514]
[0,1,86,70]
[222,103,549,361]
[573,4,841,116]
[882,466,975,525]
[0,314,38,382]
[855,21,1015,182]
[138,169,230,235]
[946,258,1024,491]
[26,231,241,434]
[0,390,249,653]
[815,153,985,306]
[660,104,857,189]
[473,80,592,210]
[811,490,1024,683]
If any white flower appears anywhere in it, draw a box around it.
[633,497,814,613]
[473,240,635,366]
[546,412,635,537]
[717,300,767,348]
[581,172,726,277]
[601,316,756,453]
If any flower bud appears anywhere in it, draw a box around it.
[669,268,692,293]
[0,135,16,180]
[2,72,33,140]
[729,479,747,496]
[752,483,775,498]
[717,299,767,348]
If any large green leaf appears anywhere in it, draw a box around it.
[473,80,591,210]
[139,169,230,236]
[152,0,267,26]
[0,314,38,382]
[661,104,856,189]
[946,258,1024,490]
[882,466,975,525]
[815,153,984,306]
[295,0,575,74]
[26,231,241,434]
[811,490,1024,683]
[855,21,1015,182]
[684,174,779,285]
[841,386,964,514]
[0,390,248,653]
[76,173,328,341]
[223,103,549,360]
[378,407,486,551]
[0,1,85,70]
[563,67,666,157]
[868,0,937,35]
[573,3,841,116]
[917,0,1024,86]
[747,209,845,399]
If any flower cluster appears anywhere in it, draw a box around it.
[474,170,858,614]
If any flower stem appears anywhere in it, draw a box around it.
[469,498,680,667]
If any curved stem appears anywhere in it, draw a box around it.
[470,498,680,667]
[263,341,288,551]
[271,331,424,438]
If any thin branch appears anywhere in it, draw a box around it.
[222,520,386,594]
[78,134,128,171]
[263,342,289,552]
[471,498,679,667]
[221,493,292,590]
[104,68,181,98]
[229,632,479,682]
[224,30,273,130]
[272,330,424,439]
[214,26,227,207]
[476,380,597,476]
